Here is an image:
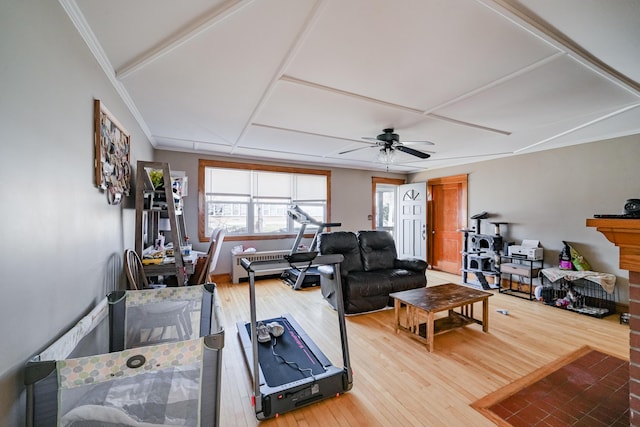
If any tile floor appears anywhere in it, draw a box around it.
[488,350,629,426]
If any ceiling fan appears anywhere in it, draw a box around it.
[340,128,434,160]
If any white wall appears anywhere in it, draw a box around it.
[0,1,154,424]
[410,135,640,305]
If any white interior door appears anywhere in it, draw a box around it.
[397,182,427,261]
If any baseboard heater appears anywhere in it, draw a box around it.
[232,250,290,284]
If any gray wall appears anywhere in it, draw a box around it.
[410,135,640,305]
[159,136,640,300]
[155,150,405,276]
[0,1,153,424]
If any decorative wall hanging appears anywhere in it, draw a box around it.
[171,171,188,197]
[94,99,131,204]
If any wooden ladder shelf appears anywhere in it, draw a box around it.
[134,160,186,285]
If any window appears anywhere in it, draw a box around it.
[198,160,331,241]
[371,177,405,238]
[375,184,397,234]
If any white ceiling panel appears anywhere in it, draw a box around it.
[516,0,640,85]
[254,79,431,141]
[401,152,512,170]
[76,0,228,71]
[255,79,520,164]
[286,0,560,110]
[519,104,640,153]
[116,0,317,144]
[435,54,640,132]
[238,124,355,157]
[154,136,233,154]
[231,146,337,165]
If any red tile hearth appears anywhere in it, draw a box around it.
[472,346,629,426]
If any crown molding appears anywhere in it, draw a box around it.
[58,0,155,144]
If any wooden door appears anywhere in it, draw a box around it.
[428,175,467,274]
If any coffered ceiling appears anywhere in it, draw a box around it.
[62,0,640,172]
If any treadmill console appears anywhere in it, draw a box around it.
[284,251,318,263]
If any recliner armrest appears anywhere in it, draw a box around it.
[317,265,335,280]
[394,258,428,272]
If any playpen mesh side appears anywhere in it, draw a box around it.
[58,338,204,426]
[109,283,221,351]
[25,299,111,427]
[36,299,110,362]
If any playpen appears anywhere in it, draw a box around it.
[25,283,224,426]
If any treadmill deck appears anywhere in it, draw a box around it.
[236,313,349,419]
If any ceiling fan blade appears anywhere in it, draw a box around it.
[396,145,431,159]
[339,145,375,155]
[420,152,512,161]
[402,139,435,146]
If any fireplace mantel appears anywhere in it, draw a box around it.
[586,218,640,272]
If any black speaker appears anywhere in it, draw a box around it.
[624,199,640,216]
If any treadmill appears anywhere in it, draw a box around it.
[282,205,341,290]
[236,252,353,420]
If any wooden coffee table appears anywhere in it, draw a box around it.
[390,283,492,352]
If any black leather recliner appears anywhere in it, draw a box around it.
[317,230,428,314]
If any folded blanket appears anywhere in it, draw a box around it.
[61,404,173,427]
[541,268,615,294]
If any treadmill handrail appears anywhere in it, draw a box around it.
[287,205,341,229]
[322,222,342,228]
[287,205,317,225]
[240,253,344,273]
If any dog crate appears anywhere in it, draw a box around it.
[539,268,616,318]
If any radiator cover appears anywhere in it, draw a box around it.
[231,250,290,283]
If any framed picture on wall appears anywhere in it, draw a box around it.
[171,171,188,197]
[94,99,131,204]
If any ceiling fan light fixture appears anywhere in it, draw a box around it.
[377,147,396,164]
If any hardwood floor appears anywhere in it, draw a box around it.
[216,271,629,426]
